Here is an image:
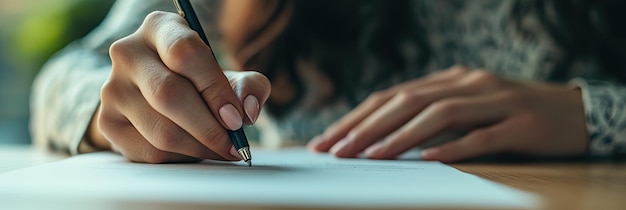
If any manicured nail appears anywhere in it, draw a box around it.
[309,135,324,144]
[219,104,243,130]
[230,146,241,160]
[243,95,260,124]
[329,138,350,156]
[307,135,324,151]
[364,143,385,157]
[421,148,440,159]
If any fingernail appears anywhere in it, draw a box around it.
[243,95,260,124]
[219,104,243,130]
[329,138,350,156]
[364,143,385,157]
[230,146,241,160]
[421,148,440,159]
[309,135,323,145]
[307,135,324,151]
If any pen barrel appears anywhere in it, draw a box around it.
[228,128,249,149]
[175,0,210,46]
[174,0,250,155]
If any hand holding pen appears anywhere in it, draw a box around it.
[174,0,254,166]
[85,0,271,164]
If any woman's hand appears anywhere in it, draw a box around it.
[87,11,271,163]
[308,66,587,162]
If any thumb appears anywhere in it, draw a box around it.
[225,70,271,125]
[145,12,247,131]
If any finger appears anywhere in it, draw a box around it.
[387,65,471,93]
[224,70,271,125]
[122,90,229,161]
[142,11,245,131]
[309,66,469,152]
[419,117,519,163]
[328,84,483,158]
[110,40,240,161]
[135,65,239,160]
[100,117,198,164]
[363,93,511,159]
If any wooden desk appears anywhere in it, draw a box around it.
[1,145,624,210]
[452,161,626,210]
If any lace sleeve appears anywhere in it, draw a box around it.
[570,79,626,156]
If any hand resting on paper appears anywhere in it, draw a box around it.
[308,66,588,162]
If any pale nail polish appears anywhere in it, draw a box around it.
[421,148,439,159]
[309,135,325,144]
[243,95,260,124]
[329,138,350,156]
[219,104,243,130]
[364,143,385,157]
[307,135,324,151]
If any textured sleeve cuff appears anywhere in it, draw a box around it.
[569,78,626,156]
[30,0,184,155]
[30,43,110,155]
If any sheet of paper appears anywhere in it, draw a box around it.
[0,145,65,173]
[0,148,538,209]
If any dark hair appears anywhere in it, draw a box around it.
[260,0,626,118]
[262,0,428,117]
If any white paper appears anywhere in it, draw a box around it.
[0,146,65,173]
[0,148,538,209]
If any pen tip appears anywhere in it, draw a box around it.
[246,160,252,167]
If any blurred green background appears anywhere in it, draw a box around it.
[0,0,114,145]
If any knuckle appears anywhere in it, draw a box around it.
[96,110,116,135]
[99,81,128,124]
[468,71,501,88]
[96,109,125,143]
[199,79,229,104]
[199,125,228,149]
[100,79,124,103]
[394,91,416,106]
[142,149,171,164]
[448,65,470,74]
[150,120,178,151]
[109,37,136,65]
[367,90,390,104]
[429,100,459,119]
[150,73,185,111]
[472,71,495,81]
[100,81,117,102]
[142,11,170,30]
[165,31,205,70]
[141,11,205,72]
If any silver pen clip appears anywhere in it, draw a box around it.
[173,0,185,17]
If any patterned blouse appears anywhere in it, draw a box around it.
[31,0,626,156]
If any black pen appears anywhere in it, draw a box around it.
[173,0,252,166]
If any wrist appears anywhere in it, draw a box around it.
[84,105,111,152]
